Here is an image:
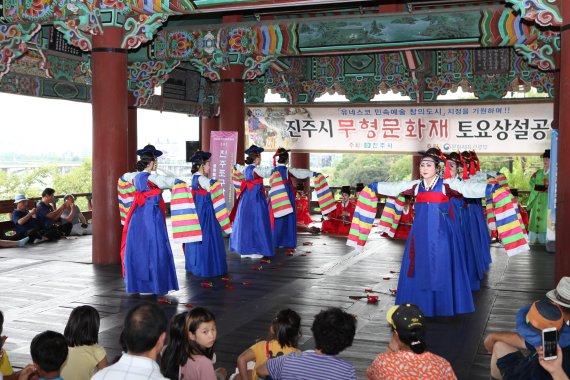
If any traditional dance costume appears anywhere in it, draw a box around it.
[184,173,229,277]
[528,167,549,244]
[321,199,356,236]
[121,171,179,295]
[270,164,313,248]
[230,164,274,257]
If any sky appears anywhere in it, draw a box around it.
[0,92,199,161]
[0,87,541,160]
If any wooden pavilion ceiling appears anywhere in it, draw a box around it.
[0,0,560,116]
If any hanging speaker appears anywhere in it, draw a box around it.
[186,141,201,162]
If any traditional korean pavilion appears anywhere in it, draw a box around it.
[0,0,567,280]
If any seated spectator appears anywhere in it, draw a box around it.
[60,194,92,236]
[61,305,107,380]
[92,302,168,379]
[321,186,355,236]
[366,304,457,380]
[0,310,24,380]
[0,237,28,248]
[547,277,570,323]
[234,308,301,380]
[160,307,226,380]
[18,330,68,380]
[257,307,357,380]
[484,299,570,380]
[539,345,570,380]
[36,188,72,240]
[11,194,44,244]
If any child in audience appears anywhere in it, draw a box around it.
[18,330,68,380]
[161,307,225,380]
[60,305,108,380]
[366,304,457,380]
[0,310,21,380]
[257,307,357,380]
[234,309,301,380]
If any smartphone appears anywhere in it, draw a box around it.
[542,327,558,361]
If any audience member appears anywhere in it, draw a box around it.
[539,345,570,380]
[0,310,23,380]
[257,307,357,380]
[548,277,570,323]
[60,195,92,236]
[160,307,225,380]
[35,188,72,240]
[0,238,28,248]
[18,330,68,380]
[484,299,570,380]
[366,304,457,380]
[11,194,43,244]
[234,308,301,380]
[92,302,168,379]
[60,305,107,380]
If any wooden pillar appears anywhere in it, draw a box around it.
[555,3,570,281]
[201,116,219,151]
[219,15,245,159]
[220,64,245,159]
[91,27,128,265]
[291,152,310,191]
[127,92,138,171]
[412,155,421,180]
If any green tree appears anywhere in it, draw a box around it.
[52,159,93,195]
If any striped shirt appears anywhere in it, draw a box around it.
[266,351,356,380]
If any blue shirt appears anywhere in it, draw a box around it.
[266,351,356,380]
[11,209,38,234]
[36,201,54,228]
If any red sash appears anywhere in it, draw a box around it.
[229,177,265,222]
[408,190,452,278]
[120,182,164,277]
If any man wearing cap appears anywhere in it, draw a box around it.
[11,194,44,244]
[367,304,456,379]
[321,186,355,235]
[484,299,570,380]
[528,149,550,245]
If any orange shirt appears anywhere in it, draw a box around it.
[366,351,457,380]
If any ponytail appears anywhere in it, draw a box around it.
[397,327,426,354]
[135,156,154,172]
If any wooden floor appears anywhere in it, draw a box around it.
[0,229,555,380]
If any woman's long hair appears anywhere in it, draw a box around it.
[160,308,216,380]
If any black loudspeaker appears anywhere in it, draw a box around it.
[186,141,201,162]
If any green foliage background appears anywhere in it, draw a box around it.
[0,159,92,213]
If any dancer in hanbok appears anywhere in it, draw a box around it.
[350,148,503,317]
[184,151,230,277]
[446,152,486,291]
[527,149,550,244]
[230,145,274,258]
[270,148,315,248]
[120,145,179,295]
